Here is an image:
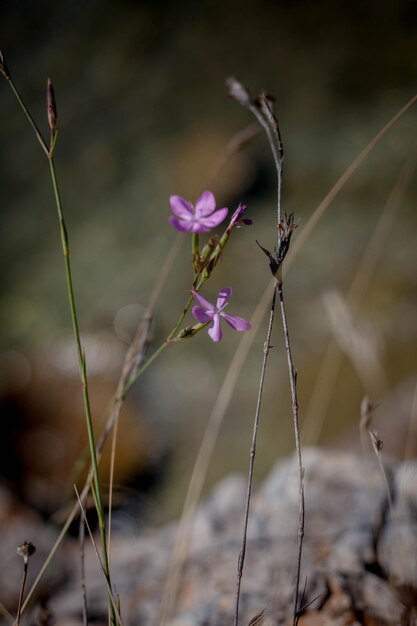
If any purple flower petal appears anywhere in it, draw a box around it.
[195,191,216,217]
[169,191,228,233]
[191,221,209,233]
[192,306,214,324]
[199,207,229,229]
[168,216,193,233]
[208,314,222,342]
[216,287,232,310]
[230,203,246,226]
[228,203,252,229]
[221,312,251,332]
[170,195,193,218]
[191,287,250,342]
[191,290,215,313]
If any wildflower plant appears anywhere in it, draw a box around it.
[0,49,252,625]
[2,44,416,626]
[164,191,252,344]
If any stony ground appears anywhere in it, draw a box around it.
[2,448,416,625]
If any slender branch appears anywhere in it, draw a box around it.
[6,70,116,626]
[79,515,89,626]
[20,313,154,615]
[14,561,28,626]
[159,96,417,622]
[302,147,417,445]
[15,542,35,626]
[248,100,283,234]
[228,77,304,626]
[74,488,125,626]
[158,284,275,626]
[0,602,14,626]
[234,285,277,626]
[277,280,304,626]
[7,77,49,155]
[48,156,115,624]
[21,233,182,615]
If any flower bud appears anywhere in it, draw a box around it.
[47,78,58,132]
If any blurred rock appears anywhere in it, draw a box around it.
[0,481,74,610]
[0,338,164,518]
[44,449,414,625]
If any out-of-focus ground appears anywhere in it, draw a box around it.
[0,1,416,525]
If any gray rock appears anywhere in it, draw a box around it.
[42,449,417,625]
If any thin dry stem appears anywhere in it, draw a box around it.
[14,565,28,626]
[369,431,394,511]
[229,77,304,626]
[74,488,124,626]
[234,286,278,626]
[404,379,417,461]
[287,94,417,265]
[79,515,88,626]
[0,603,14,626]
[360,396,377,456]
[160,90,417,625]
[209,122,260,180]
[158,281,275,626]
[277,280,305,625]
[15,542,35,626]
[302,148,416,445]
[21,238,179,615]
[369,429,407,577]
[322,290,388,397]
[106,237,184,554]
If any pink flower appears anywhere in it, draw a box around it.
[191,287,251,342]
[169,191,228,233]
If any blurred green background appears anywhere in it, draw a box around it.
[0,0,416,524]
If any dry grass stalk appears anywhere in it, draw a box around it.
[21,236,182,617]
[302,149,417,445]
[74,488,125,626]
[360,395,378,456]
[160,87,417,626]
[228,77,304,626]
[404,380,417,461]
[79,516,88,626]
[15,541,36,626]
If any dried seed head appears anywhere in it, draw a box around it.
[0,50,10,80]
[47,78,57,132]
[369,430,384,454]
[226,76,252,107]
[360,395,378,430]
[258,93,278,130]
[17,541,36,564]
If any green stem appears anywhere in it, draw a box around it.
[122,295,198,397]
[122,289,210,397]
[7,78,49,155]
[168,294,194,340]
[191,232,199,273]
[48,158,116,625]
[5,70,212,626]
[6,75,118,624]
[122,340,168,399]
